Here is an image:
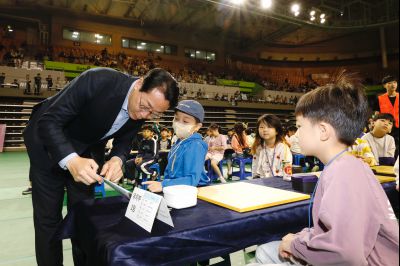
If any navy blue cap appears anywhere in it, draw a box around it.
[175,100,205,123]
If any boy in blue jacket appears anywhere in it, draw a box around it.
[143,100,209,192]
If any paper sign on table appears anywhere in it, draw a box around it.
[125,187,174,232]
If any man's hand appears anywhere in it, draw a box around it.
[142,181,162,193]
[134,157,143,165]
[279,233,296,259]
[100,156,123,183]
[67,156,102,185]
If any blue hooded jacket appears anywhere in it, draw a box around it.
[162,133,209,188]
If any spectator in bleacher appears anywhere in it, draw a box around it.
[124,125,159,185]
[11,78,19,89]
[206,124,228,183]
[46,75,53,91]
[34,73,41,95]
[251,115,292,179]
[362,113,396,165]
[24,74,31,94]
[0,72,5,87]
[158,127,172,176]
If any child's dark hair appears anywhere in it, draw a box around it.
[209,123,220,131]
[373,113,394,123]
[287,126,298,132]
[233,122,247,147]
[295,70,369,146]
[141,124,154,132]
[252,114,285,154]
[160,127,169,133]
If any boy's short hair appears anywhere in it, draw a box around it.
[373,113,395,123]
[160,127,169,133]
[287,126,298,132]
[141,125,154,132]
[295,71,369,146]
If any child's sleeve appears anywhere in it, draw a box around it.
[387,136,396,157]
[162,141,207,187]
[290,171,379,265]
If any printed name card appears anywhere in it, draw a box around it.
[125,187,174,232]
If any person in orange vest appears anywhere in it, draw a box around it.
[378,75,398,156]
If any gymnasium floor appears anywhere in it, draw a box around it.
[0,152,256,266]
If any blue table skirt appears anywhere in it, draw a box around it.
[58,178,398,266]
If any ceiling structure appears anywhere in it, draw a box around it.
[0,0,398,47]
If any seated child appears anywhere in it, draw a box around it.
[227,122,250,176]
[251,114,292,178]
[254,72,399,265]
[158,127,172,176]
[348,137,377,166]
[206,124,228,183]
[144,100,209,192]
[125,125,158,184]
[362,113,396,165]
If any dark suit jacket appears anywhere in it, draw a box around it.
[23,68,144,169]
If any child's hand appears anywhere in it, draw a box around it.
[142,181,162,193]
[279,233,296,259]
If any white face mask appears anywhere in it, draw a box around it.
[173,121,194,139]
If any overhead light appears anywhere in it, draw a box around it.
[141,42,147,45]
[260,0,272,9]
[156,49,161,52]
[320,18,326,24]
[340,11,344,16]
[137,46,143,49]
[8,29,13,32]
[294,11,300,17]
[196,51,200,54]
[320,13,325,19]
[310,16,315,21]
[310,10,316,16]
[160,45,164,48]
[291,3,300,13]
[230,0,245,5]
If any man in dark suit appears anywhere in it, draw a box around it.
[23,67,179,266]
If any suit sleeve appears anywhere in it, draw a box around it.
[109,129,139,163]
[37,68,117,163]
